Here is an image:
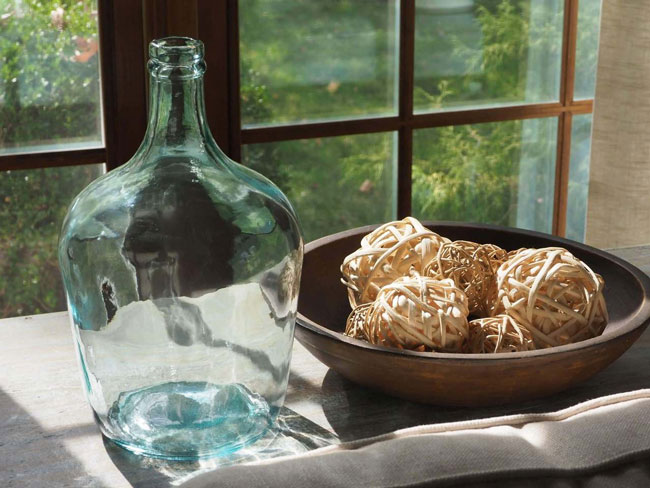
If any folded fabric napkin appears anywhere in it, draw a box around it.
[180,389,650,487]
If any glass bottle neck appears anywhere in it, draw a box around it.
[140,73,211,153]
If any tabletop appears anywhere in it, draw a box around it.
[2,245,650,487]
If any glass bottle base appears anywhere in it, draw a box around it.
[102,381,272,460]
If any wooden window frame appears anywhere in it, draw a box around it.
[0,0,589,238]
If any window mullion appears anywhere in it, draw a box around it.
[0,149,106,172]
[98,0,147,170]
[552,0,580,235]
[196,0,241,160]
[227,0,242,162]
[398,0,415,218]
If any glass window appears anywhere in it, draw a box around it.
[574,0,602,100]
[0,164,105,317]
[242,133,397,242]
[414,0,563,112]
[412,117,558,233]
[239,0,399,126]
[565,114,592,242]
[0,0,102,155]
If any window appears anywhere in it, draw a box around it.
[1,0,105,317]
[0,0,602,317]
[234,0,601,241]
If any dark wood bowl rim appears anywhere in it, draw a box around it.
[296,221,650,362]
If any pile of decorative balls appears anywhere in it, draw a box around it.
[340,217,609,354]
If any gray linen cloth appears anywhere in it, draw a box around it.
[181,389,650,487]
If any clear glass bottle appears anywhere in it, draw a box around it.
[58,37,303,460]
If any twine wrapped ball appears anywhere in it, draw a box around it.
[482,246,529,315]
[478,243,513,315]
[507,248,528,259]
[480,243,509,273]
[467,314,535,353]
[365,275,469,352]
[424,240,495,316]
[341,217,449,308]
[494,247,608,348]
[344,303,372,342]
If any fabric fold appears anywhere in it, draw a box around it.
[182,389,650,488]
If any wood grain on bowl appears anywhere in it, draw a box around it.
[295,222,650,406]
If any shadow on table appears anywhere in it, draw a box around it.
[104,406,338,487]
[320,333,650,442]
[0,388,109,488]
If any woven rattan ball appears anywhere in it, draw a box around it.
[365,275,469,352]
[424,240,494,316]
[341,217,449,308]
[479,243,519,315]
[480,243,509,273]
[466,314,535,353]
[344,303,372,342]
[494,247,608,348]
[507,247,528,258]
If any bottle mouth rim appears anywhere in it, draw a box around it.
[149,37,204,66]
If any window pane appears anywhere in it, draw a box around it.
[242,133,397,241]
[412,117,558,233]
[240,0,398,127]
[0,164,104,318]
[414,0,563,112]
[574,0,602,100]
[565,114,592,242]
[0,0,102,155]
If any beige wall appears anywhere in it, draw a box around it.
[586,0,650,248]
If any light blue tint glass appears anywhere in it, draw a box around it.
[58,38,303,460]
[565,114,593,242]
[0,0,102,154]
[414,0,563,112]
[239,0,399,126]
[242,133,397,242]
[412,118,558,233]
[0,164,104,318]
[574,0,602,100]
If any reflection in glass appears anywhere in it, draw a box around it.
[412,118,558,233]
[0,164,105,318]
[102,406,337,485]
[574,0,602,100]
[566,114,593,242]
[0,0,102,154]
[240,0,399,126]
[242,133,397,242]
[414,0,563,112]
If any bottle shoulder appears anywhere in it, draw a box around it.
[60,155,302,248]
[201,142,298,220]
[225,160,296,215]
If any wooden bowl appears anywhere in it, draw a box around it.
[295,222,650,406]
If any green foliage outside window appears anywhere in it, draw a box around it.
[241,0,598,240]
[0,0,101,317]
